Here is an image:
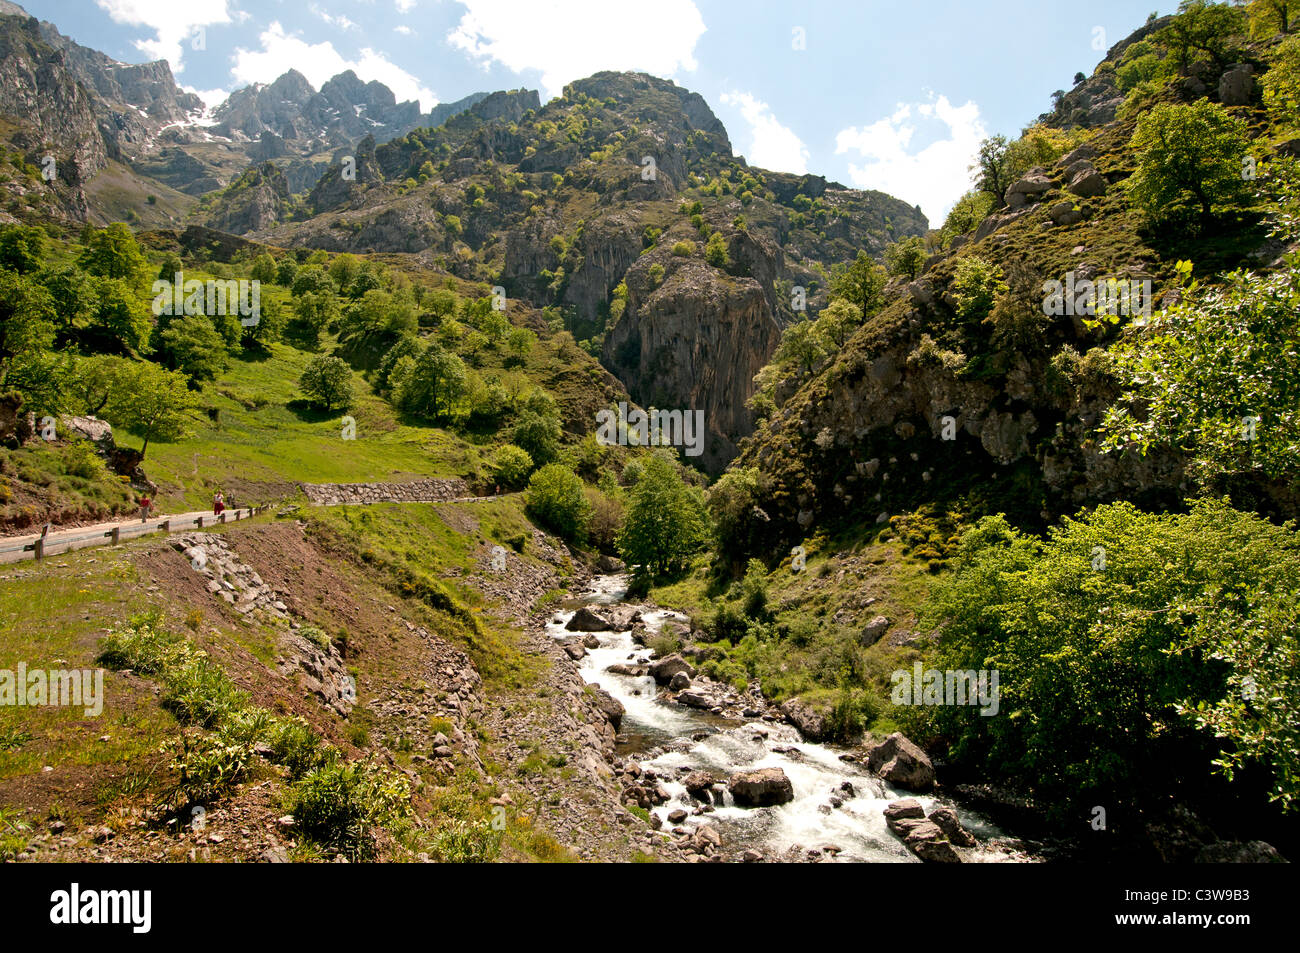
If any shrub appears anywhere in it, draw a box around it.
[492,444,534,489]
[949,256,1006,321]
[161,654,249,728]
[671,241,694,257]
[526,463,591,542]
[287,760,412,860]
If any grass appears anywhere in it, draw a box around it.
[139,340,491,510]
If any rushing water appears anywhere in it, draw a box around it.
[546,574,1011,863]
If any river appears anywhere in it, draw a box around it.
[546,574,1019,862]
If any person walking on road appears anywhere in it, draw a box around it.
[139,494,152,522]
[213,491,225,516]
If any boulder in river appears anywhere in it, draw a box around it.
[928,805,977,848]
[683,770,717,799]
[591,688,625,731]
[728,767,795,807]
[866,732,936,792]
[669,671,692,691]
[566,606,614,631]
[889,816,963,863]
[649,653,695,684]
[780,696,829,741]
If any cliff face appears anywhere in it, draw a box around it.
[204,162,291,234]
[0,13,107,218]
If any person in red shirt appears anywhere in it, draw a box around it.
[139,494,152,522]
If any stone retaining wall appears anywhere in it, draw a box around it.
[298,478,473,506]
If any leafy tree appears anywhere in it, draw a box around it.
[102,361,196,457]
[158,315,229,386]
[505,326,536,364]
[250,253,278,285]
[66,354,132,415]
[291,266,336,298]
[973,134,1012,203]
[772,318,829,377]
[394,344,466,421]
[526,463,591,542]
[1249,0,1293,34]
[884,236,927,279]
[829,251,887,319]
[913,499,1300,814]
[289,292,340,348]
[0,224,46,274]
[1158,0,1247,73]
[89,277,151,355]
[1101,260,1300,489]
[512,408,561,465]
[706,466,766,561]
[276,258,299,288]
[812,299,864,349]
[616,455,709,576]
[0,270,55,383]
[1262,34,1300,127]
[1126,100,1253,224]
[939,191,994,247]
[492,444,535,489]
[950,256,1006,321]
[298,355,354,412]
[78,223,148,286]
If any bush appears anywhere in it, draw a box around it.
[287,760,412,860]
[161,654,250,728]
[492,444,534,489]
[526,463,591,542]
[912,499,1300,814]
[949,256,1006,321]
[671,241,694,257]
[98,612,188,675]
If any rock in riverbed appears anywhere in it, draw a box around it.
[728,767,795,807]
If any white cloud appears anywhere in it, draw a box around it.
[395,0,418,12]
[834,94,986,225]
[184,85,230,110]
[95,0,232,73]
[231,22,438,111]
[394,25,415,36]
[447,0,706,99]
[719,91,808,175]
[310,4,359,30]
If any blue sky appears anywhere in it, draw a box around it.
[20,1,1170,223]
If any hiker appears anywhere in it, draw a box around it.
[139,494,152,523]
[213,491,225,516]
[226,492,236,513]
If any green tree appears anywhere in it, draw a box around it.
[939,191,994,248]
[0,224,46,274]
[289,292,340,348]
[526,463,591,542]
[772,318,829,376]
[1158,0,1247,73]
[950,256,1007,322]
[158,315,229,386]
[102,361,196,457]
[914,499,1300,814]
[1128,100,1253,225]
[250,253,278,285]
[813,299,864,349]
[973,134,1012,203]
[1101,261,1300,488]
[78,223,148,286]
[505,326,536,364]
[493,444,535,489]
[298,355,354,412]
[704,231,729,267]
[616,455,709,576]
[829,251,887,319]
[884,236,927,279]
[0,270,55,383]
[395,344,466,421]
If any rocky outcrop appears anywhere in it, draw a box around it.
[649,653,695,685]
[566,606,614,632]
[865,732,936,792]
[780,696,830,741]
[728,767,795,807]
[884,798,966,862]
[204,162,290,234]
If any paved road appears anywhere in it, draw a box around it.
[0,508,259,565]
